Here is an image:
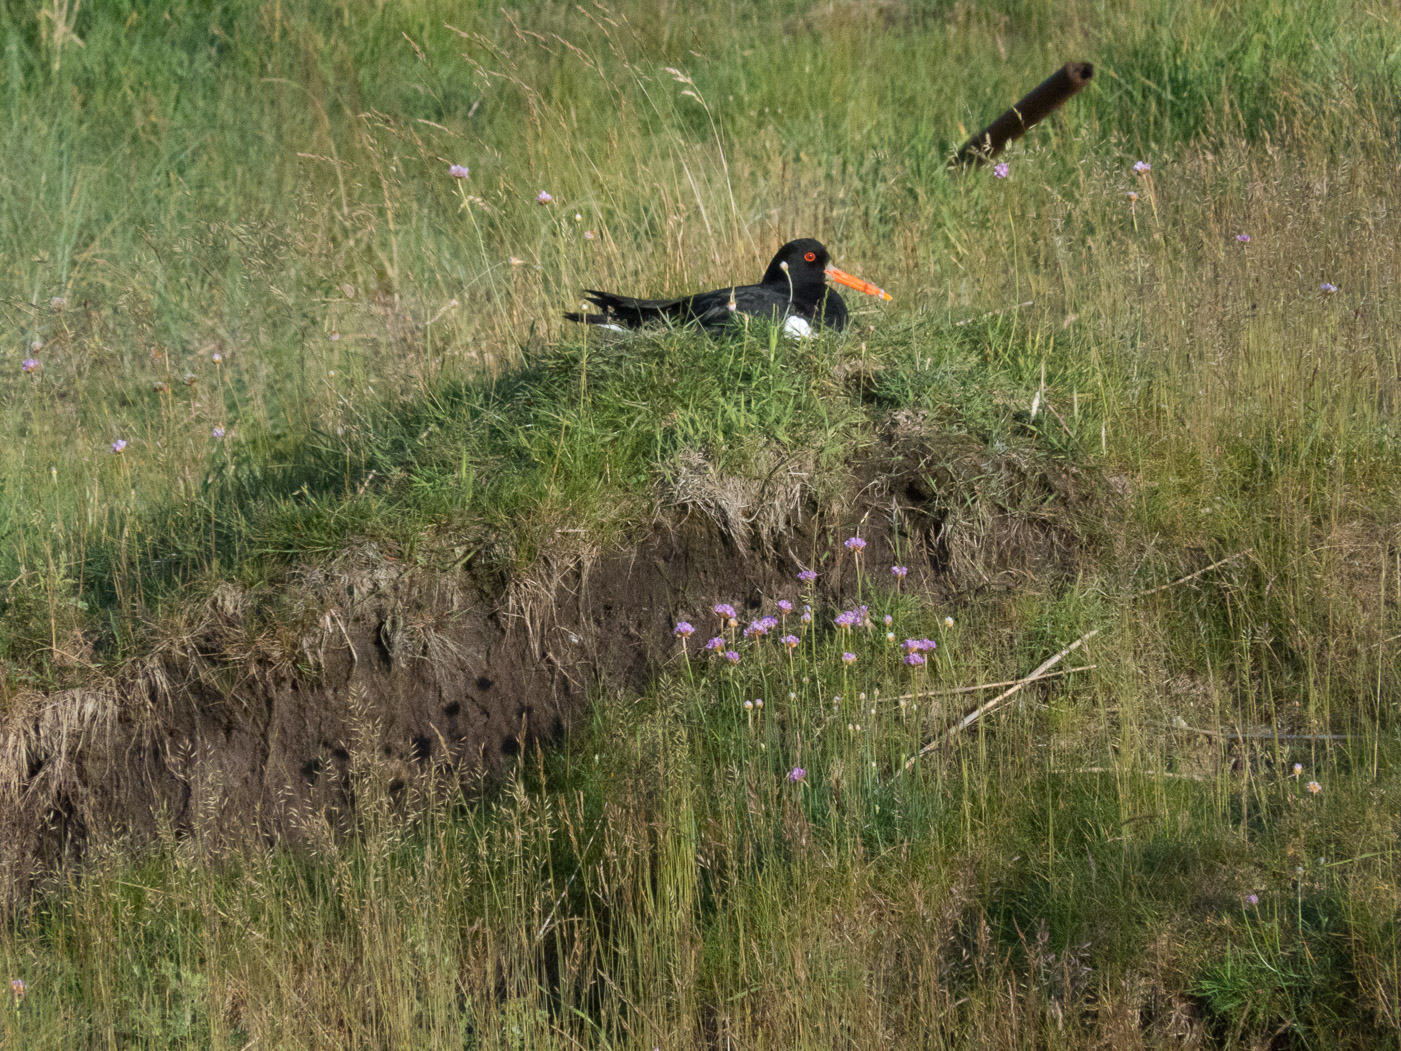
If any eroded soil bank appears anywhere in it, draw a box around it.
[0,428,1094,899]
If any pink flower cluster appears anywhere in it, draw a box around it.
[744,616,779,639]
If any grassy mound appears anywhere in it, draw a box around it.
[1,0,1400,1046]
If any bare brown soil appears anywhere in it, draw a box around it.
[0,427,1096,900]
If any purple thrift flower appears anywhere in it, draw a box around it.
[903,652,926,667]
[891,565,908,579]
[1320,282,1337,294]
[1236,233,1250,243]
[21,358,38,373]
[798,569,817,584]
[110,439,128,454]
[1132,160,1151,174]
[211,426,225,438]
[777,599,793,614]
[673,621,695,638]
[449,163,470,179]
[724,650,740,664]
[705,636,724,652]
[841,652,856,665]
[760,616,779,631]
[883,614,893,626]
[834,610,858,629]
[800,610,812,624]
[536,190,554,204]
[713,602,737,620]
[781,634,799,649]
[844,536,866,552]
[787,766,806,783]
[1245,893,1259,906]
[993,162,1009,179]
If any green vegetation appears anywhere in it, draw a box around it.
[2,0,1400,1045]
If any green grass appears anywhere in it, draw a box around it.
[3,0,1401,1045]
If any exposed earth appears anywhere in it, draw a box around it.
[1,426,1094,899]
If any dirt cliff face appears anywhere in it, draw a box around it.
[0,430,1094,900]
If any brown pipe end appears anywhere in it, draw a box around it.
[951,61,1094,170]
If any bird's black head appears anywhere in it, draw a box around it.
[756,238,892,329]
[760,238,832,296]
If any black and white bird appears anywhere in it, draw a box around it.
[564,238,891,338]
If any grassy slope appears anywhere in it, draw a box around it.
[1,0,1400,1046]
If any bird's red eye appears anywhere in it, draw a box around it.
[804,251,817,263]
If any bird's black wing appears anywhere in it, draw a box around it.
[674,288,748,332]
[564,283,808,334]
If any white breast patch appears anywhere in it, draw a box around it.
[782,315,814,340]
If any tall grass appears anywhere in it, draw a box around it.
[2,0,1398,677]
[3,577,1396,1046]
[1,0,1400,1044]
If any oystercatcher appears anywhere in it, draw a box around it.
[564,238,891,337]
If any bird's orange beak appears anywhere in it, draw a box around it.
[825,266,893,301]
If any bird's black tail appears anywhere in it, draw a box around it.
[563,311,612,325]
[563,289,687,328]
